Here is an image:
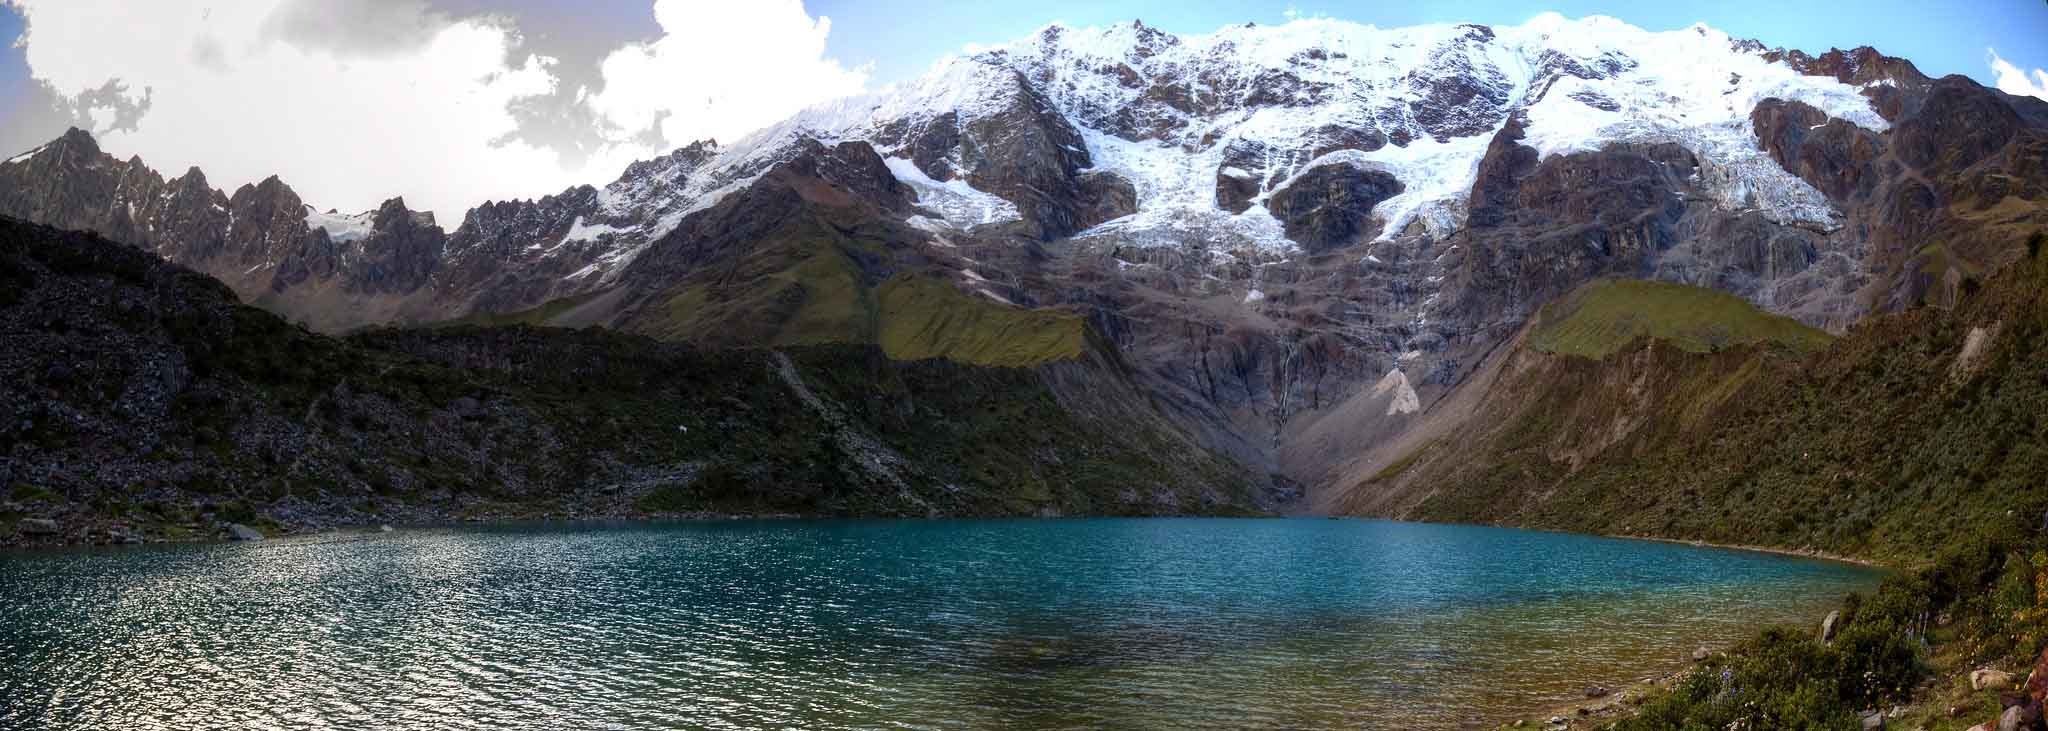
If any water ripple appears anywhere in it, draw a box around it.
[0,519,1878,730]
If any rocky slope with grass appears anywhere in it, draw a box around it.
[1338,235,2047,563]
[0,216,1260,547]
[6,15,2044,501]
[1431,239,2048,731]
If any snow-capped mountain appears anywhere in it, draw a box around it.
[3,13,2044,487]
[0,14,1931,309]
[612,14,1884,249]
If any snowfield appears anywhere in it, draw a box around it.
[303,207,376,243]
[534,13,1893,279]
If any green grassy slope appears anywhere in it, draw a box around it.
[1531,278,1835,359]
[875,274,1086,367]
[615,214,1086,368]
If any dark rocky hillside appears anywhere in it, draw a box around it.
[0,217,1260,546]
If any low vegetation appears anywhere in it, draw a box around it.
[1531,278,1835,359]
[875,274,1086,367]
[1617,526,2048,730]
[0,218,1257,545]
[1448,234,2048,729]
[621,214,1086,368]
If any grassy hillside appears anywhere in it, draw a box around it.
[1512,246,2048,564]
[0,218,1259,546]
[1341,278,1825,523]
[630,215,885,347]
[1351,256,2047,565]
[875,274,1086,366]
[613,214,1086,368]
[1530,278,1835,359]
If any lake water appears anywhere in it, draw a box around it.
[0,518,1880,730]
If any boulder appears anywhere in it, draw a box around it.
[2029,645,2048,704]
[1822,610,1842,644]
[1999,698,2044,731]
[225,523,264,541]
[1693,647,1712,661]
[1978,669,2019,691]
[1583,686,1611,699]
[16,517,59,536]
[379,524,395,533]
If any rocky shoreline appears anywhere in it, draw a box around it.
[1607,533,1884,568]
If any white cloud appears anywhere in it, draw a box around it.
[585,0,869,150]
[1989,48,2048,101]
[2,0,868,222]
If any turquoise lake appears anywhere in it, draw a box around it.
[0,518,1881,729]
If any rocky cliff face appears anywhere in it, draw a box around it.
[2,13,2044,504]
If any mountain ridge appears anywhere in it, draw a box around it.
[0,215,1263,546]
[3,13,2045,505]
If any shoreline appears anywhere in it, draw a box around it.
[1603,533,1884,568]
[1483,531,1885,729]
[9,514,1894,571]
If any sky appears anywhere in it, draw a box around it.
[1,0,2043,221]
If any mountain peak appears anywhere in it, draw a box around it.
[57,126,96,148]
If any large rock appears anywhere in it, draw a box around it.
[224,523,264,541]
[1265,162,1403,252]
[1998,702,2041,731]
[1977,668,2019,691]
[1822,610,1842,644]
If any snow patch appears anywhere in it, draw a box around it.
[304,206,375,243]
[5,144,46,166]
[885,156,1021,229]
[563,215,627,244]
[1371,368,1422,416]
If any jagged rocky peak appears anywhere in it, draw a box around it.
[449,185,602,255]
[31,126,101,162]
